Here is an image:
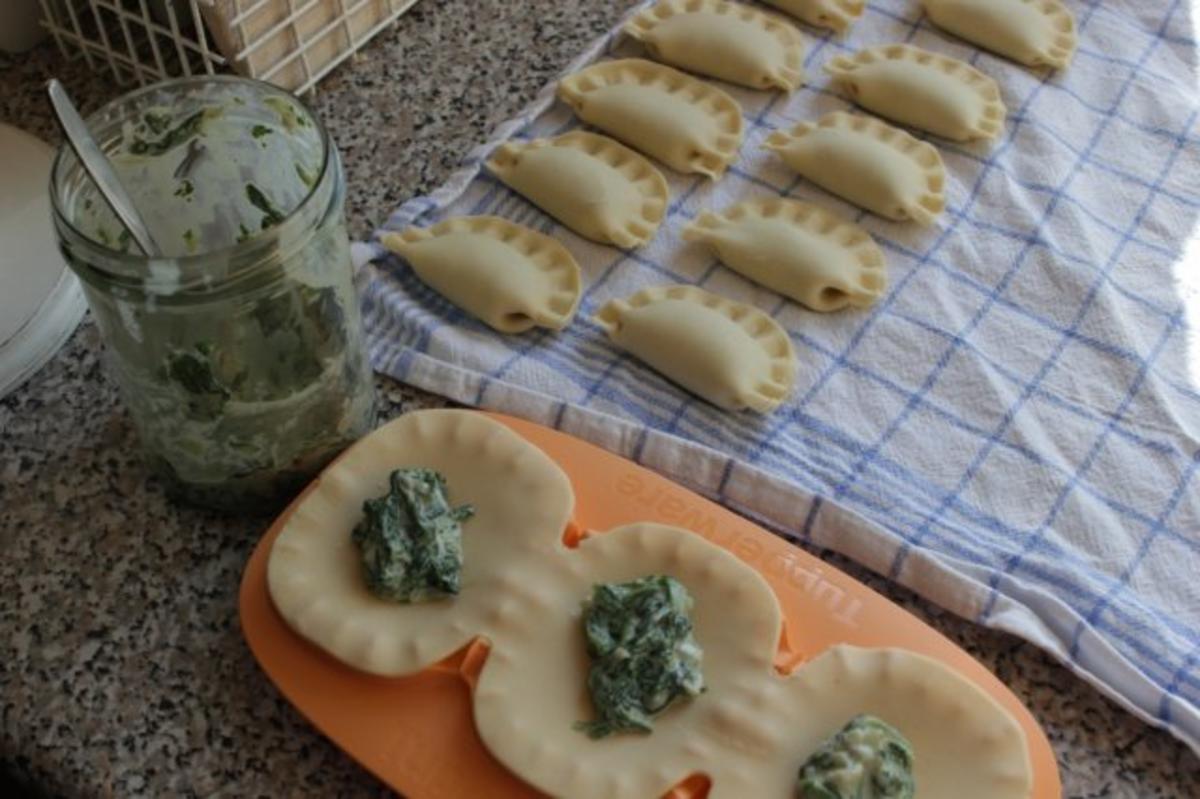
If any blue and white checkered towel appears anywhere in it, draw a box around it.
[357,0,1200,751]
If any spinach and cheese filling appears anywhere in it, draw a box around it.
[352,468,475,602]
[78,96,321,256]
[796,714,915,799]
[577,575,705,738]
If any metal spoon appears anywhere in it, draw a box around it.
[47,78,162,256]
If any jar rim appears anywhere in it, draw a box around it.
[48,74,334,285]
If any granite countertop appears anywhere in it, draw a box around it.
[1,1,1198,796]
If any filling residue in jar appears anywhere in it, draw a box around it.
[63,82,374,511]
[75,87,322,257]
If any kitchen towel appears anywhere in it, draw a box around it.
[358,0,1200,751]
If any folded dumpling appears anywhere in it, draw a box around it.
[381,216,582,333]
[922,0,1077,70]
[558,59,744,178]
[760,0,863,34]
[764,111,946,225]
[595,285,795,412]
[486,131,669,248]
[825,43,1006,142]
[684,197,886,311]
[625,0,805,92]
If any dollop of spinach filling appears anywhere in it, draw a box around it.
[129,108,211,156]
[796,715,915,799]
[160,283,347,423]
[351,468,474,602]
[577,575,705,738]
[245,183,287,229]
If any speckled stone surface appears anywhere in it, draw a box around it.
[1,1,1198,796]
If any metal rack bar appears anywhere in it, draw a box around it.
[163,0,194,75]
[138,0,171,77]
[62,0,97,69]
[85,0,124,81]
[188,0,218,74]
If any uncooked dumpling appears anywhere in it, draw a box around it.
[684,197,886,311]
[594,284,795,412]
[625,0,806,92]
[825,43,1007,141]
[558,58,744,178]
[761,0,863,34]
[380,216,582,333]
[922,0,1077,70]
[764,111,946,225]
[266,410,576,677]
[475,521,785,799]
[268,410,1036,799]
[486,131,669,248]
[773,646,1034,799]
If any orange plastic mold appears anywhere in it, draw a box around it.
[239,411,1060,798]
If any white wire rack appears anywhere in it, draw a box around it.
[38,0,420,94]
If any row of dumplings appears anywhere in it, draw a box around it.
[379,0,1077,415]
[381,213,803,414]
[759,0,1076,69]
[488,125,886,308]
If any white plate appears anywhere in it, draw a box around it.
[0,123,87,399]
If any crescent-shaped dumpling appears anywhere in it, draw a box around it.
[380,216,583,333]
[825,43,1007,142]
[684,197,887,312]
[761,0,864,34]
[486,131,669,248]
[595,284,796,412]
[557,59,744,178]
[764,111,947,225]
[625,0,806,92]
[922,0,1077,70]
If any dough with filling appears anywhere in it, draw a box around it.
[594,284,795,412]
[476,522,786,799]
[765,111,946,225]
[266,410,576,677]
[625,0,805,92]
[772,646,1035,798]
[558,58,744,178]
[268,410,1035,799]
[826,43,1007,142]
[380,216,582,333]
[684,197,886,312]
[761,0,863,34]
[482,528,1035,798]
[486,131,669,248]
[922,0,1077,70]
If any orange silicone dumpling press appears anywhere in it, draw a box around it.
[239,411,1060,798]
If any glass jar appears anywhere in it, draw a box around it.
[50,76,375,513]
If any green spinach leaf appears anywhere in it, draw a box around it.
[796,715,915,799]
[164,343,230,420]
[577,575,704,738]
[245,183,287,229]
[129,109,207,156]
[352,468,475,602]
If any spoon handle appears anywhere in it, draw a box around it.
[47,79,162,257]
